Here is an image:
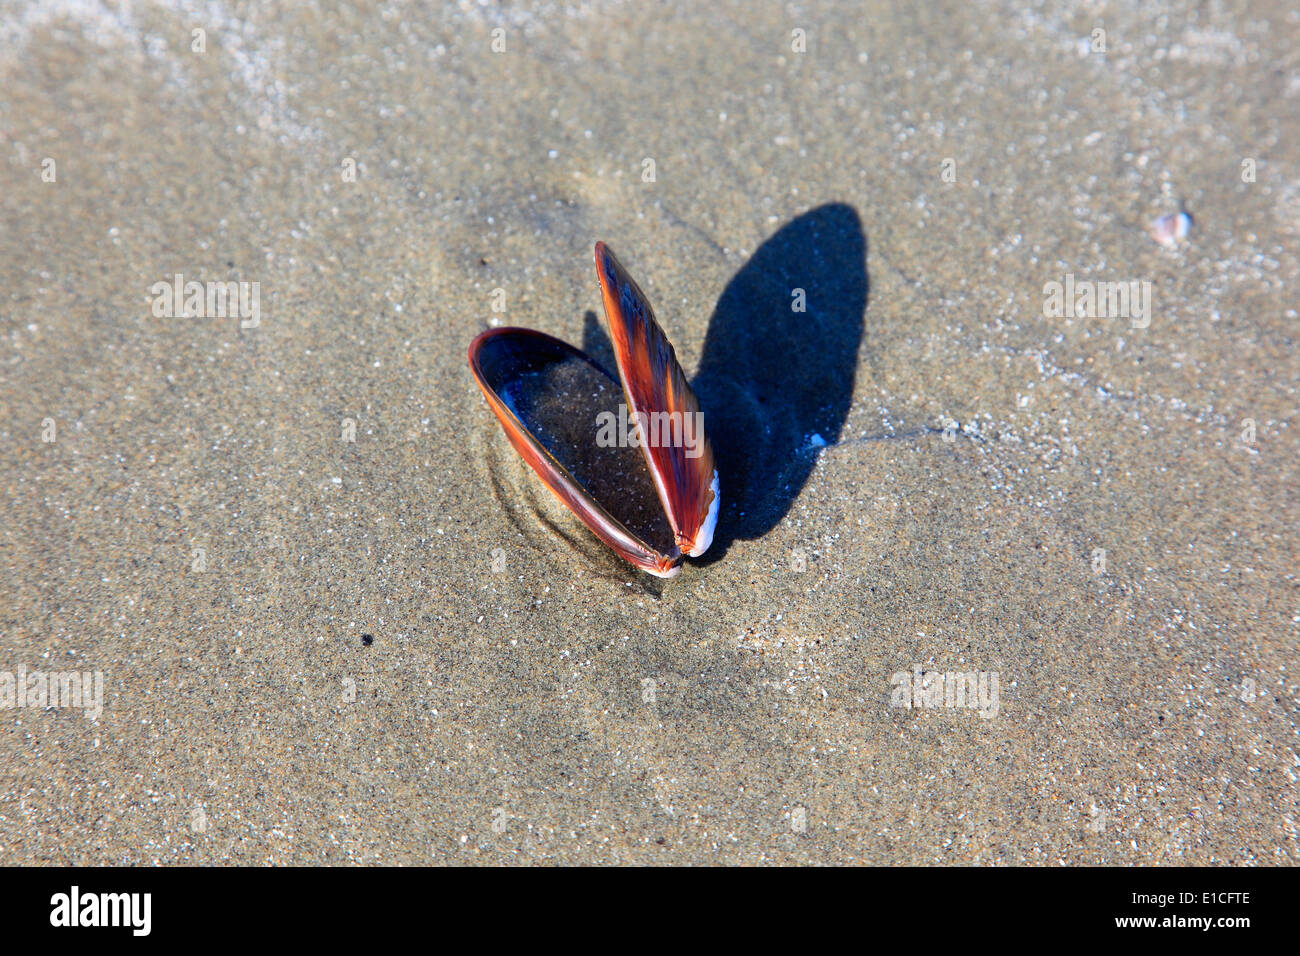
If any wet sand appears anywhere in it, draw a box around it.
[1,1,1296,863]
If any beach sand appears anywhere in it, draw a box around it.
[1,0,1296,863]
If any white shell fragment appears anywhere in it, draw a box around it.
[1150,210,1193,248]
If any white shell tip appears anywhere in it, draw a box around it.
[686,471,721,557]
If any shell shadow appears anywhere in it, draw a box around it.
[583,203,868,564]
[695,204,868,558]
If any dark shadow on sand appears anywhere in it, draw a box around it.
[585,203,868,564]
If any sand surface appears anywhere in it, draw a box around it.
[1,0,1297,864]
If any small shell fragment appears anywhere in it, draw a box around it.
[1150,210,1193,248]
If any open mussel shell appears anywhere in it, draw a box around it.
[469,327,685,577]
